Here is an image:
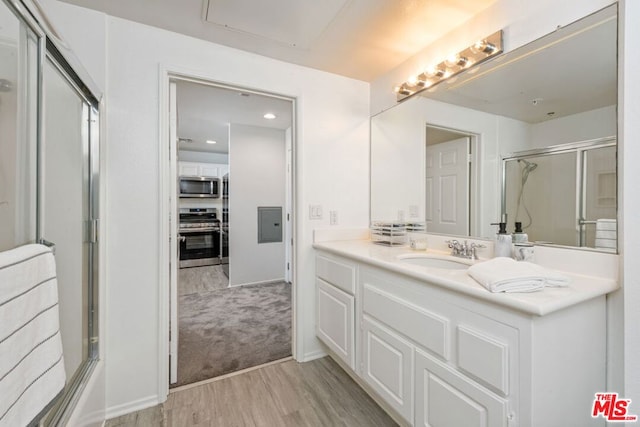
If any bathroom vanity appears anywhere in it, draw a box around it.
[314,238,618,427]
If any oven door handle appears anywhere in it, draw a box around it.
[179,227,220,233]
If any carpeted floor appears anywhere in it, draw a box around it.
[173,280,292,388]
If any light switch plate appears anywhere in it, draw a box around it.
[309,204,323,220]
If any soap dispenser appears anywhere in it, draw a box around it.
[494,222,512,257]
[512,222,529,244]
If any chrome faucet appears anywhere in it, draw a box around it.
[445,239,485,260]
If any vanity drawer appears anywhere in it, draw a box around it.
[456,325,510,396]
[316,255,356,294]
[363,283,450,360]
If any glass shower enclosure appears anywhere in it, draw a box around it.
[502,137,617,251]
[0,0,101,424]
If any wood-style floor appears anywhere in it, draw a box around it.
[105,357,397,427]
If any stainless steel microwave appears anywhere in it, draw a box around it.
[179,176,220,198]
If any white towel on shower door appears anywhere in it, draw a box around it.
[0,244,66,427]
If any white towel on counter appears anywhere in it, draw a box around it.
[0,244,66,427]
[468,257,570,293]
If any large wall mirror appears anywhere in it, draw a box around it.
[370,4,617,252]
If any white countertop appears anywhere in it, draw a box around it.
[313,239,619,316]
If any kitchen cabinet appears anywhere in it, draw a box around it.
[179,161,226,177]
[315,248,607,427]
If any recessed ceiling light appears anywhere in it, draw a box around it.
[263,113,276,120]
[206,140,217,144]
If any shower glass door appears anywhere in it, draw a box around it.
[40,56,91,385]
[38,52,100,425]
[0,0,39,251]
[581,144,617,248]
[502,138,617,251]
[503,151,577,246]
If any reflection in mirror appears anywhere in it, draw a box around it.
[370,4,617,251]
[425,126,474,236]
[503,139,616,250]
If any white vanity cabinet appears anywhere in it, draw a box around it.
[315,254,357,370]
[315,249,607,427]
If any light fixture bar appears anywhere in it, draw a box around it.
[394,30,503,102]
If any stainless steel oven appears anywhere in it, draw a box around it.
[178,208,221,268]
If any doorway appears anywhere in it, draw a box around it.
[168,78,295,388]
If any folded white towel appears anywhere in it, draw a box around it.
[468,257,570,293]
[0,244,66,427]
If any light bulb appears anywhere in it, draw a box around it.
[425,66,445,79]
[471,40,496,54]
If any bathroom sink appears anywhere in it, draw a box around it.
[396,254,472,270]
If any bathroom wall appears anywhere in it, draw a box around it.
[530,105,617,148]
[228,124,286,286]
[41,0,370,417]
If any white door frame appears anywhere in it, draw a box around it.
[157,65,298,399]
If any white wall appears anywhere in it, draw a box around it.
[530,105,617,148]
[228,124,286,286]
[178,150,228,164]
[75,11,367,416]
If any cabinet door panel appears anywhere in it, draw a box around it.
[457,325,509,396]
[317,279,355,368]
[415,349,507,427]
[179,161,199,176]
[362,316,413,423]
[200,164,219,177]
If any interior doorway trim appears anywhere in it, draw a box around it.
[157,65,298,401]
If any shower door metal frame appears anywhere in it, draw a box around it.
[501,136,617,251]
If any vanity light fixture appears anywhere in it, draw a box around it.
[394,30,503,102]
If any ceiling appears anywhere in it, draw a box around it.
[177,81,293,154]
[56,0,497,82]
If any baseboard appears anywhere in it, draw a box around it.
[104,395,161,421]
[301,348,327,362]
[227,278,287,288]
